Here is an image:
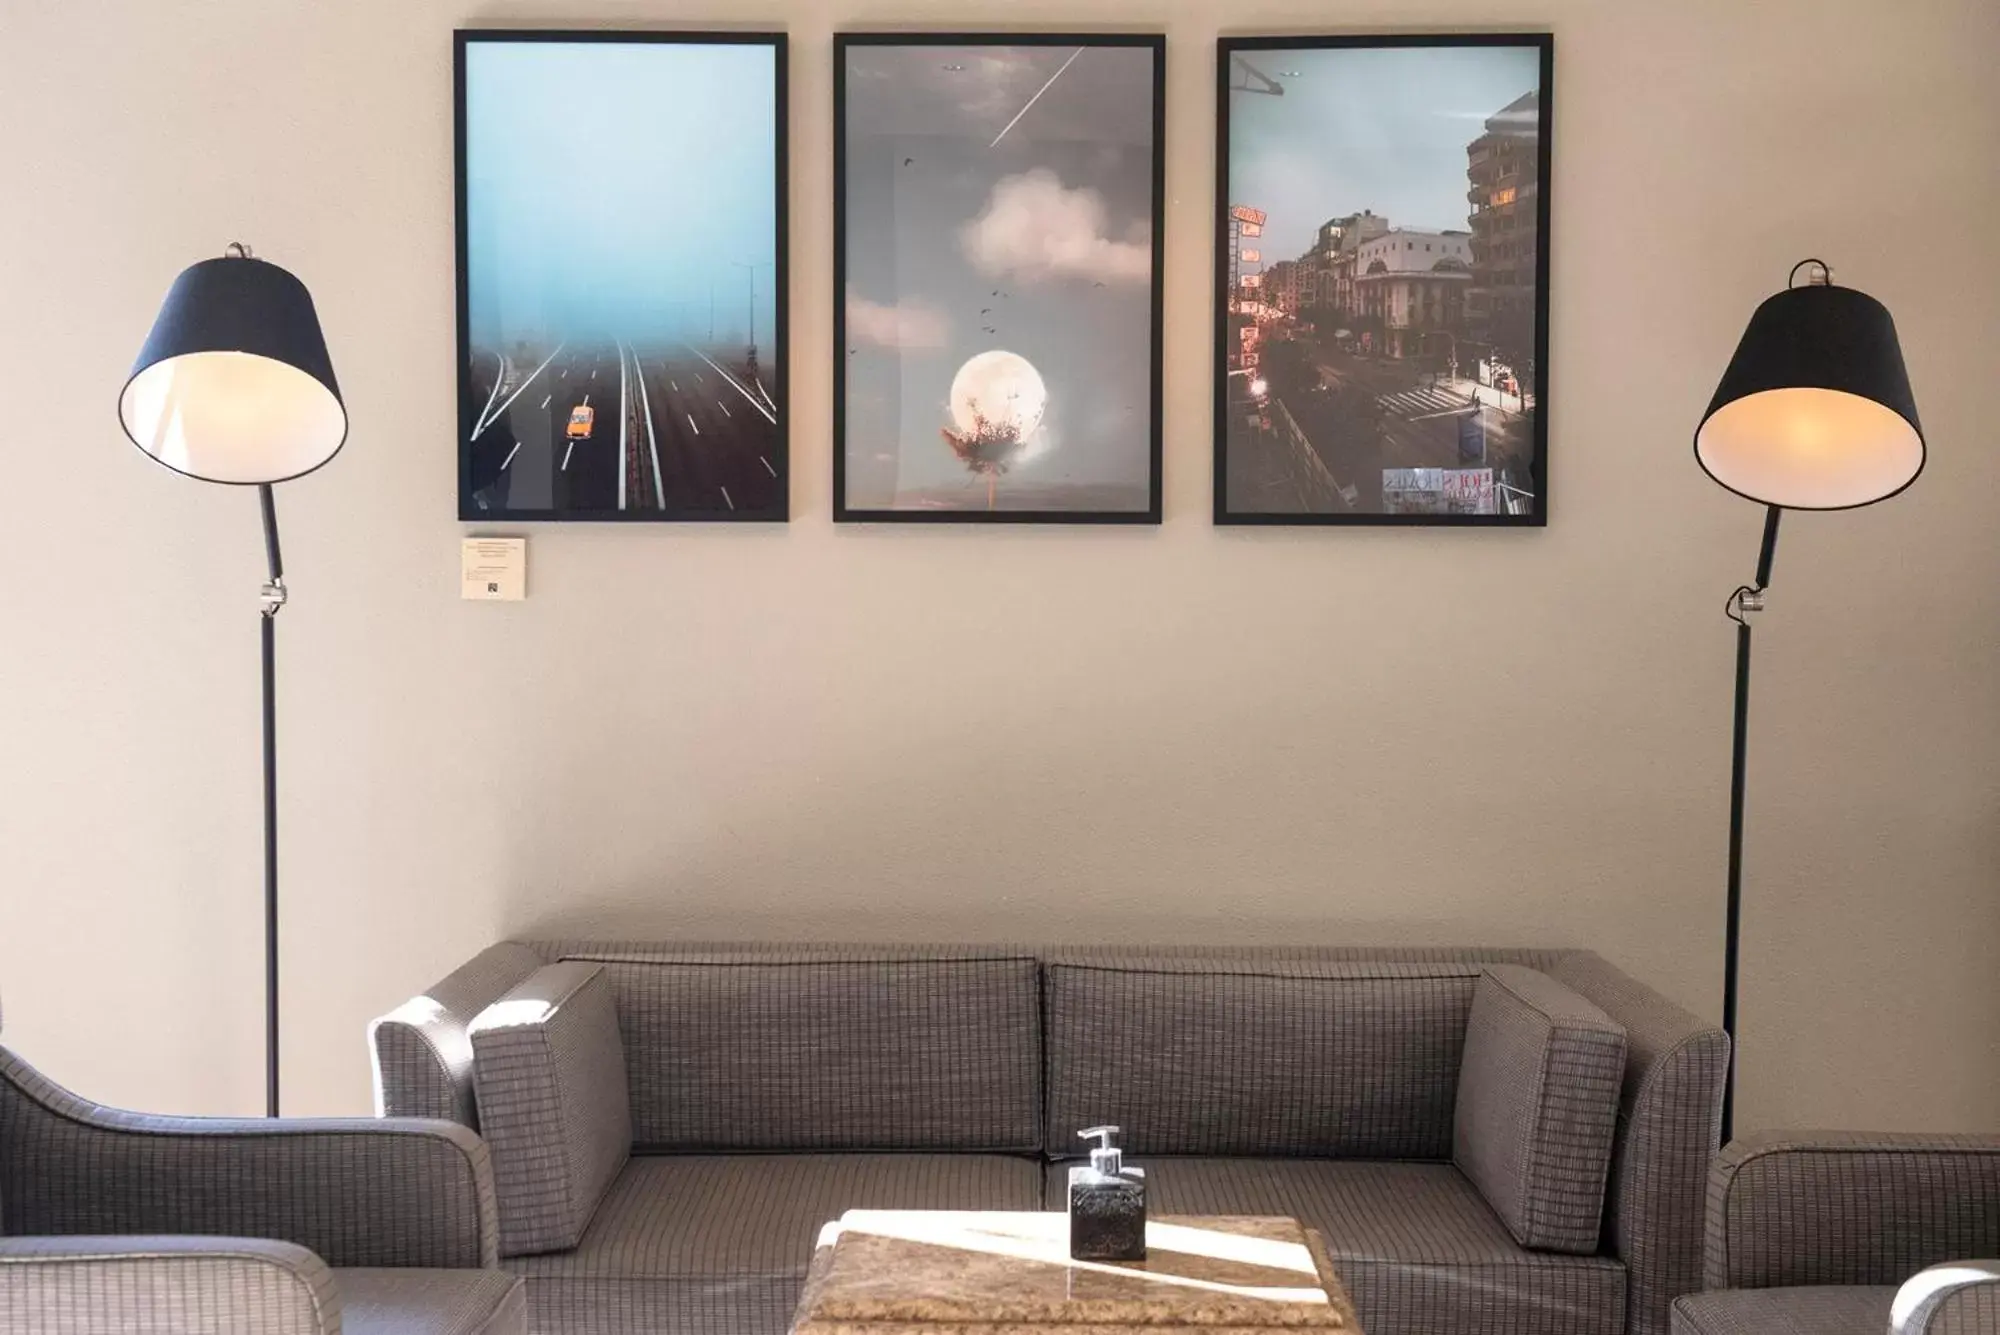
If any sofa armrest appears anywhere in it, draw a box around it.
[370,942,545,1127]
[0,1235,341,1334]
[1894,1260,2000,1335]
[1546,950,1730,1335]
[1706,1132,2000,1291]
[0,1048,500,1269]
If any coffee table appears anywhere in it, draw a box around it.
[791,1210,1363,1334]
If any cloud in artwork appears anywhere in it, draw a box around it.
[959,169,1151,285]
[846,291,950,348]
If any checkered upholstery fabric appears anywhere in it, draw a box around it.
[0,1046,500,1270]
[336,1267,527,1334]
[532,945,1043,1153]
[0,1235,341,1335]
[1705,1133,2000,1291]
[1044,955,1484,1159]
[1454,965,1627,1254]
[1670,1286,1895,1335]
[372,944,546,1127]
[1548,950,1731,1335]
[514,1153,1041,1334]
[470,963,632,1257]
[1058,1157,1626,1335]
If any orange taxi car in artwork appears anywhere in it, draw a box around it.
[566,402,595,441]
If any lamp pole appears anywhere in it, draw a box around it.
[258,483,286,1118]
[1720,504,1780,1143]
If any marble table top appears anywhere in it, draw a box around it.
[791,1211,1362,1335]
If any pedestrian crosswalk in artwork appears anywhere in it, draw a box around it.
[1375,386,1475,418]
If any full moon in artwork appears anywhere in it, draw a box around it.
[949,351,1048,444]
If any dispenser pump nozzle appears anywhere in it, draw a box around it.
[1080,1125,1124,1175]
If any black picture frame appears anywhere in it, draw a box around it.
[1213,34,1553,527]
[833,32,1167,524]
[454,29,790,523]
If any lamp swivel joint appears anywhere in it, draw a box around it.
[260,576,288,617]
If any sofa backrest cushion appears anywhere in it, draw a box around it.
[544,946,1043,1153]
[1453,965,1628,1254]
[1044,955,1484,1159]
[469,961,631,1256]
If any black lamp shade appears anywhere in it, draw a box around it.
[1695,281,1923,510]
[119,255,347,485]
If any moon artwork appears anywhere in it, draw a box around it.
[835,36,1164,522]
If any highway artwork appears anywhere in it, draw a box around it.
[837,38,1163,521]
[1217,39,1550,523]
[457,34,786,521]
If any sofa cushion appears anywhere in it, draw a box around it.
[514,1153,1043,1334]
[1453,965,1627,1254]
[335,1268,527,1335]
[1044,955,1483,1158]
[1051,1157,1627,1335]
[469,962,632,1256]
[1669,1287,1895,1335]
[543,946,1042,1153]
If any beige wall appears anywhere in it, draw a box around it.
[1,0,1995,1131]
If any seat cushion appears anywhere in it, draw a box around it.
[470,962,632,1256]
[1669,1287,1896,1335]
[1043,955,1484,1159]
[539,946,1043,1153]
[1048,1158,1627,1335]
[334,1268,526,1335]
[1452,965,1626,1254]
[514,1153,1042,1335]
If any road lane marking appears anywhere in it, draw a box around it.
[694,372,704,385]
[671,379,680,392]
[687,413,700,436]
[720,486,735,510]
[755,379,778,413]
[760,456,776,477]
[718,401,730,418]
[471,341,566,441]
[470,350,507,439]
[617,341,629,511]
[501,442,521,470]
[682,344,777,424]
[636,345,666,509]
[540,394,551,409]
[561,441,575,470]
[582,393,590,405]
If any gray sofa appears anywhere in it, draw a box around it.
[371,943,1728,1335]
[1672,1131,2000,1334]
[0,1000,524,1334]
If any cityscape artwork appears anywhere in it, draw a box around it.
[1214,36,1552,525]
[835,35,1165,523]
[456,32,787,522]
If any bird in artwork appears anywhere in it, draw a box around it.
[903,157,914,166]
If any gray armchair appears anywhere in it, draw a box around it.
[0,1009,524,1335]
[1671,1131,2000,1335]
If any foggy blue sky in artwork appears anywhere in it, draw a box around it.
[1228,45,1541,261]
[842,43,1158,511]
[463,40,778,347]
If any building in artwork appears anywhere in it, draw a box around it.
[1351,229,1473,359]
[1466,89,1540,377]
[1264,259,1301,316]
[1312,210,1389,323]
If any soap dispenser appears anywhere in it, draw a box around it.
[1069,1125,1147,1262]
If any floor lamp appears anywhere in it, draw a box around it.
[1694,259,1924,1142]
[117,244,346,1117]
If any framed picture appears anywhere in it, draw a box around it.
[456,31,788,522]
[1214,35,1552,526]
[834,34,1166,523]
